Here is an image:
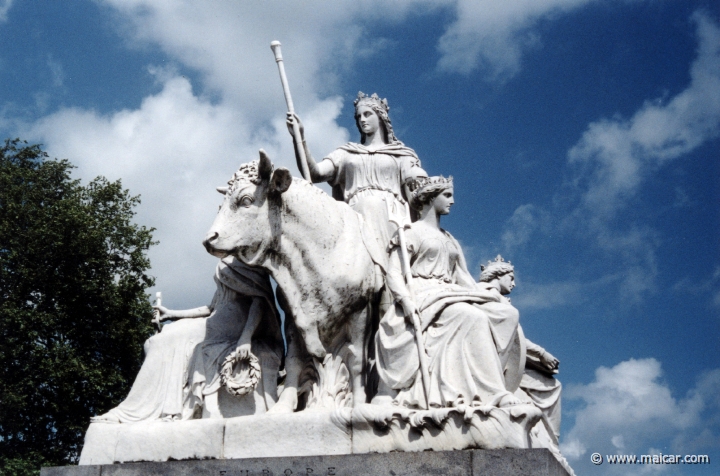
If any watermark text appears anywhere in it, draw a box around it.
[591,452,710,465]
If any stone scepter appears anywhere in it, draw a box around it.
[387,200,431,407]
[270,41,311,182]
[151,291,163,333]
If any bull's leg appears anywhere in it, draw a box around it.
[268,317,304,414]
[299,321,327,359]
[280,286,326,359]
[346,305,370,407]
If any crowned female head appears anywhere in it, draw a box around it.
[479,255,516,295]
[354,92,398,144]
[410,175,454,213]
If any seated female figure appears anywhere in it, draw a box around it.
[92,257,283,422]
[375,177,523,409]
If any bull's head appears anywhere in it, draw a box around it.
[203,149,291,262]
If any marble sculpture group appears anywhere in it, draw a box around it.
[82,90,572,473]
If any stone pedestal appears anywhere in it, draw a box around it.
[66,406,574,475]
[42,448,570,475]
[77,405,545,466]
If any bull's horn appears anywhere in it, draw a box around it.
[258,149,273,181]
[216,186,229,195]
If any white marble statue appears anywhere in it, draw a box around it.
[91,257,283,423]
[374,176,525,409]
[479,256,563,445]
[77,79,573,475]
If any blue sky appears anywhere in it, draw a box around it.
[1,1,719,474]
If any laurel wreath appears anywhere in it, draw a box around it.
[220,349,261,397]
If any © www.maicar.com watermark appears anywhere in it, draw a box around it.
[591,452,710,465]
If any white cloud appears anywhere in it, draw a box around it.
[673,266,720,310]
[0,0,12,23]
[437,0,602,78]
[102,0,612,99]
[565,12,720,300]
[499,12,720,303]
[511,280,583,310]
[101,0,432,113]
[21,73,348,308]
[568,11,720,224]
[561,358,720,475]
[46,55,64,88]
[501,204,541,250]
[511,272,618,310]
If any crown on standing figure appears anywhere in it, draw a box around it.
[412,175,453,192]
[354,92,390,113]
[479,255,514,282]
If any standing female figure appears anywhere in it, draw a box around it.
[375,176,524,409]
[287,92,426,269]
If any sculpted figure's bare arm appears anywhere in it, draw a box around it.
[286,113,336,182]
[525,338,560,374]
[153,304,212,322]
[235,297,264,359]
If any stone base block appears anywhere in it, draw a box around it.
[79,412,350,465]
[224,411,351,459]
[43,449,570,476]
[79,418,226,465]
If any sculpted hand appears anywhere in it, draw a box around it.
[541,351,559,372]
[235,342,252,360]
[286,113,305,140]
[399,297,418,323]
[152,305,172,322]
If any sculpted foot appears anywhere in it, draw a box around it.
[370,394,395,407]
[496,393,523,408]
[268,388,298,414]
[487,391,523,409]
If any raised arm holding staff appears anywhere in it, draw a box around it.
[281,87,427,272]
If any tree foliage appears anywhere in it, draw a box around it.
[0,139,156,474]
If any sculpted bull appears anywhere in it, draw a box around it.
[203,150,382,411]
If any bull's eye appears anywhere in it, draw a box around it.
[238,195,254,208]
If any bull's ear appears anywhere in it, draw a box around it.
[269,167,292,196]
[258,149,273,181]
[216,186,228,195]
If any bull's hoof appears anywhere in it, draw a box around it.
[268,388,298,414]
[305,340,327,359]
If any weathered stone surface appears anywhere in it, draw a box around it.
[78,423,120,465]
[224,411,352,459]
[42,449,570,475]
[41,466,101,476]
[472,449,568,476]
[117,418,225,463]
[79,419,225,465]
[350,404,541,454]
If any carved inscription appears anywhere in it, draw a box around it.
[216,468,337,475]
